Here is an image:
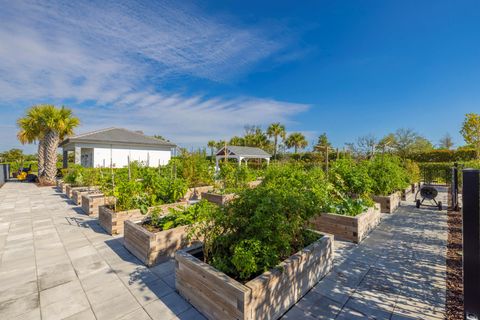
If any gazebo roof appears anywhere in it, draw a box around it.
[216,146,271,159]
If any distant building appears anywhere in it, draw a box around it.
[59,127,175,168]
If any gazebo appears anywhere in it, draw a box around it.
[215,146,271,171]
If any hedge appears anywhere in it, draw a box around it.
[418,160,480,185]
[408,149,477,162]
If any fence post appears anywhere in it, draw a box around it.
[462,169,480,320]
[451,164,459,211]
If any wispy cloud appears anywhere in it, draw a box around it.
[0,0,309,148]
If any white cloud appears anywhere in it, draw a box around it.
[0,0,309,149]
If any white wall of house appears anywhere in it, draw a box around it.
[93,147,171,168]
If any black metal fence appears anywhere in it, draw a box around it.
[462,169,480,319]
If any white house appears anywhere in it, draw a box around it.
[59,128,176,168]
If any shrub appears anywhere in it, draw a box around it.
[367,155,409,196]
[329,159,373,197]
[100,162,188,213]
[217,162,256,192]
[149,200,218,231]
[403,159,420,184]
[408,149,476,162]
[189,164,330,281]
[173,153,215,187]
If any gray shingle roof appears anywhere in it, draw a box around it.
[217,146,271,158]
[59,127,176,148]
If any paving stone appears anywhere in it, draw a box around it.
[37,262,77,291]
[127,278,174,306]
[176,307,207,320]
[143,292,191,320]
[281,305,317,320]
[295,291,342,319]
[90,291,140,320]
[0,292,39,318]
[118,308,152,320]
[40,280,90,320]
[64,308,96,320]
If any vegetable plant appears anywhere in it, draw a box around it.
[188,164,330,281]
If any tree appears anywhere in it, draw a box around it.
[228,136,245,146]
[379,128,432,158]
[285,132,308,153]
[17,105,47,175]
[460,113,480,159]
[357,134,378,158]
[266,123,286,159]
[207,140,217,158]
[313,133,331,152]
[17,105,79,184]
[438,133,454,150]
[0,149,25,163]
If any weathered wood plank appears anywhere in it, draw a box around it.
[175,233,334,320]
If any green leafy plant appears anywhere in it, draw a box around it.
[329,158,373,197]
[148,200,218,231]
[189,164,329,281]
[367,155,409,196]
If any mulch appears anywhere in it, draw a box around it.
[445,209,463,319]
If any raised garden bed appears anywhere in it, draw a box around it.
[72,188,99,206]
[401,183,419,201]
[175,232,333,320]
[81,193,112,216]
[65,185,90,199]
[99,202,189,235]
[372,191,401,213]
[124,214,194,267]
[309,204,381,243]
[59,182,69,194]
[183,186,214,201]
[201,192,236,205]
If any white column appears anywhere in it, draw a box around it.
[74,147,81,165]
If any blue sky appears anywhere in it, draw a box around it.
[1,0,479,152]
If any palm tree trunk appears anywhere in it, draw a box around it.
[273,136,278,159]
[41,130,60,184]
[37,139,44,176]
[294,145,298,154]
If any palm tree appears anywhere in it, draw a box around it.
[267,123,286,159]
[42,106,79,184]
[285,132,308,154]
[207,140,216,158]
[18,105,79,184]
[17,106,46,175]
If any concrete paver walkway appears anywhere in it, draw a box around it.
[0,182,448,320]
[283,202,448,319]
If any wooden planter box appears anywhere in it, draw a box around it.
[124,218,195,267]
[81,193,111,216]
[372,191,401,213]
[99,202,189,235]
[183,186,214,201]
[60,182,69,194]
[247,180,263,188]
[309,204,381,243]
[72,188,99,206]
[401,183,419,201]
[175,232,333,320]
[65,185,88,199]
[201,192,236,205]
